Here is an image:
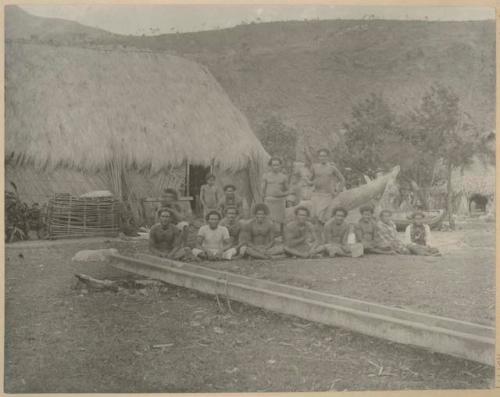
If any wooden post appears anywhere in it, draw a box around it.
[446,161,455,229]
[185,160,190,197]
[67,195,72,235]
[83,200,87,234]
[47,198,53,239]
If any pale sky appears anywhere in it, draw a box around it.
[20,5,495,36]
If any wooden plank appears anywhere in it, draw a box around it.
[108,253,495,366]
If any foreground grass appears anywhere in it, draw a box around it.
[5,224,495,392]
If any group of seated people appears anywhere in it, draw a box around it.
[149,188,441,261]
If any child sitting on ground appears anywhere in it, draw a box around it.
[404,211,441,256]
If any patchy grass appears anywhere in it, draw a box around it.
[202,221,495,325]
[5,222,495,392]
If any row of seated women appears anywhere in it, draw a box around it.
[149,202,440,261]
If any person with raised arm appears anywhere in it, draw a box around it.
[262,157,289,235]
[308,148,346,224]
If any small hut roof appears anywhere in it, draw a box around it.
[452,156,495,196]
[6,42,269,173]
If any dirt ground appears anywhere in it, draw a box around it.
[5,220,495,392]
[203,220,495,325]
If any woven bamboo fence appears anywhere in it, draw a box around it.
[46,193,120,239]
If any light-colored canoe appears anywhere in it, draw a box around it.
[392,209,446,231]
[286,166,400,222]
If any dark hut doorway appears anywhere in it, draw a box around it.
[469,193,488,213]
[187,164,211,215]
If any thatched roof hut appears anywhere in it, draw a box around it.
[6,42,269,219]
[449,156,495,215]
[452,157,495,197]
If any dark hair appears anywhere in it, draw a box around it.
[253,203,270,215]
[359,205,374,215]
[206,173,216,181]
[158,208,174,218]
[268,156,283,166]
[205,210,222,221]
[317,148,330,156]
[294,206,310,217]
[163,188,178,200]
[331,207,348,217]
[223,184,236,192]
[380,209,393,217]
[224,205,239,215]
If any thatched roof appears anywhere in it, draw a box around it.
[6,42,269,173]
[452,156,495,196]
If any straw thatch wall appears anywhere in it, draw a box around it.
[6,42,269,212]
[6,165,185,203]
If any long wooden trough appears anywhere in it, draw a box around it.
[109,253,495,366]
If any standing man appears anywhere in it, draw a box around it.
[309,148,346,224]
[262,157,289,235]
[149,208,187,259]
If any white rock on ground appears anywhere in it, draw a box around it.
[72,248,118,262]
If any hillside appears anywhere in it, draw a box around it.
[6,7,495,154]
[5,6,118,43]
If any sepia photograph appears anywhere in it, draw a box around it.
[4,3,496,393]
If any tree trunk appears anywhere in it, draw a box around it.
[446,161,456,230]
[410,180,428,210]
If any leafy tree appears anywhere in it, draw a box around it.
[342,88,484,218]
[342,93,422,181]
[257,116,298,168]
[406,83,480,227]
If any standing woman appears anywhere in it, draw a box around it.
[200,174,220,220]
[262,157,289,235]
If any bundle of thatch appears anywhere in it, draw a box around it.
[6,42,269,219]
